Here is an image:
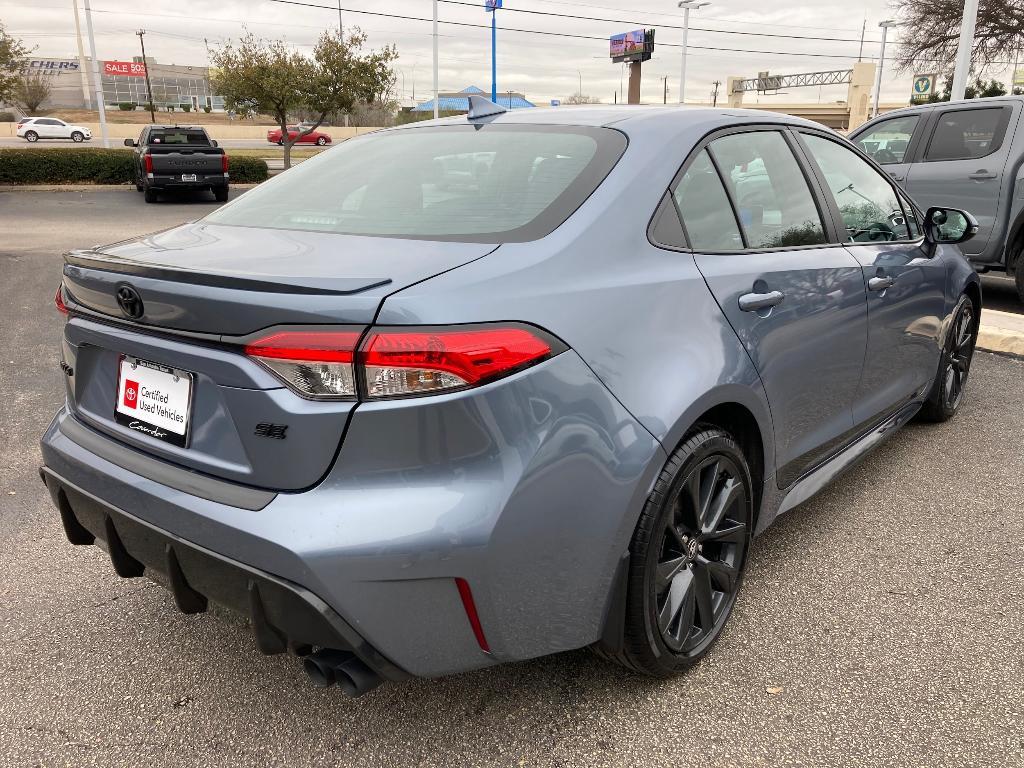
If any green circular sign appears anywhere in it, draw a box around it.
[914,76,932,94]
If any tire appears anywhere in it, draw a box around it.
[135,180,143,192]
[919,294,976,423]
[214,186,229,202]
[277,139,284,146]
[71,131,84,143]
[316,137,327,146]
[24,131,38,142]
[1015,263,1024,305]
[604,427,754,677]
[143,186,158,204]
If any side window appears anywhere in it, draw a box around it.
[854,115,919,164]
[671,150,743,251]
[898,192,922,239]
[710,131,827,249]
[925,107,1009,161]
[801,133,912,242]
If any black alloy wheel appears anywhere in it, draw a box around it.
[603,427,753,676]
[920,294,976,422]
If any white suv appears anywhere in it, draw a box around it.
[17,117,93,143]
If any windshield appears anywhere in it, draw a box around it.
[206,124,626,242]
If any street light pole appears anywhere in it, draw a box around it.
[137,30,156,123]
[677,1,710,105]
[950,0,980,101]
[872,20,898,119]
[432,0,439,118]
[82,0,108,148]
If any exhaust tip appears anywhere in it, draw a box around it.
[302,655,337,688]
[301,649,384,697]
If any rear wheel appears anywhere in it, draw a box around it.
[24,131,38,142]
[316,136,327,146]
[919,294,976,422]
[1015,263,1024,304]
[214,186,229,202]
[71,131,84,143]
[143,186,158,204]
[607,427,753,676]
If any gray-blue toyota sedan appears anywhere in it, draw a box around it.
[41,100,981,696]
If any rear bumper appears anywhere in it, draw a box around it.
[40,466,408,681]
[148,174,228,189]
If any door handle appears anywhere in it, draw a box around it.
[868,275,895,292]
[738,290,785,312]
[968,171,997,180]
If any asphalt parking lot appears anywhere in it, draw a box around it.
[1,189,1022,767]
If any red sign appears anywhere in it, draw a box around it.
[103,61,146,77]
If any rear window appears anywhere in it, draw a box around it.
[149,129,210,145]
[205,124,627,242]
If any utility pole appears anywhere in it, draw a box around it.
[950,0,980,101]
[336,0,343,36]
[712,79,721,106]
[71,1,92,108]
[873,20,899,119]
[663,75,668,104]
[488,2,498,103]
[137,30,156,123]
[678,1,710,105]
[82,0,108,147]
[432,0,439,118]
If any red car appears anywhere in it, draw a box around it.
[266,125,332,146]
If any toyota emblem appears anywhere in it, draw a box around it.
[115,284,144,319]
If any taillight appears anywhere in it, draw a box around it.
[243,324,563,401]
[54,284,69,316]
[362,325,556,399]
[144,154,153,173]
[244,330,361,399]
[222,154,229,172]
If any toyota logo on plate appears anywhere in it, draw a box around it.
[115,284,144,319]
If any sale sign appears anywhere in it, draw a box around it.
[103,61,146,77]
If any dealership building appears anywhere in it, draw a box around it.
[17,57,224,111]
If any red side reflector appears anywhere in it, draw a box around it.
[455,577,490,653]
[54,285,69,315]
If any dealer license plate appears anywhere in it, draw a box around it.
[114,357,193,447]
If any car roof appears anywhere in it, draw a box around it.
[866,94,1024,122]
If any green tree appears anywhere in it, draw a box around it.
[211,29,396,169]
[0,23,29,106]
[12,71,51,113]
[925,73,1009,102]
[894,1,1024,74]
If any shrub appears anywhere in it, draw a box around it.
[144,102,154,112]
[0,111,16,122]
[228,155,269,183]
[203,105,212,113]
[0,149,269,185]
[117,102,137,111]
[167,105,175,112]
[181,103,191,113]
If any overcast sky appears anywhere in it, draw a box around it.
[6,0,1017,107]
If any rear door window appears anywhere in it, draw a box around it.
[924,107,1011,161]
[671,150,743,250]
[854,115,920,164]
[709,131,828,249]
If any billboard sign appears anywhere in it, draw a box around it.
[911,73,937,103]
[26,59,80,75]
[103,61,147,77]
[610,29,653,63]
[484,0,502,9]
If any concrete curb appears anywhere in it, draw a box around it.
[977,309,1024,358]
[0,183,260,192]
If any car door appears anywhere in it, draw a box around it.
[797,130,947,427]
[676,127,869,489]
[34,118,58,138]
[904,103,1019,262]
[850,112,926,188]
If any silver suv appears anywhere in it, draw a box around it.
[851,96,1024,300]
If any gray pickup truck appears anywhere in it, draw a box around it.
[850,96,1024,300]
[124,125,229,204]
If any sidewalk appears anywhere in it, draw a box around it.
[978,309,1024,357]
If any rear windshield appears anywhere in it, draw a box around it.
[149,129,210,145]
[205,124,626,242]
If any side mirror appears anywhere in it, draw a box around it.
[123,138,136,147]
[211,140,218,147]
[923,207,978,246]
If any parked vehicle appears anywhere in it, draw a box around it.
[42,99,980,697]
[850,96,1024,300]
[266,125,332,145]
[124,125,229,203]
[17,116,92,143]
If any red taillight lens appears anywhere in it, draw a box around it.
[361,326,556,399]
[455,578,490,653]
[222,154,229,172]
[244,330,361,399]
[144,154,153,173]
[54,285,69,315]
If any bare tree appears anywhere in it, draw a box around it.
[894,0,1024,74]
[565,92,601,105]
[12,71,51,113]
